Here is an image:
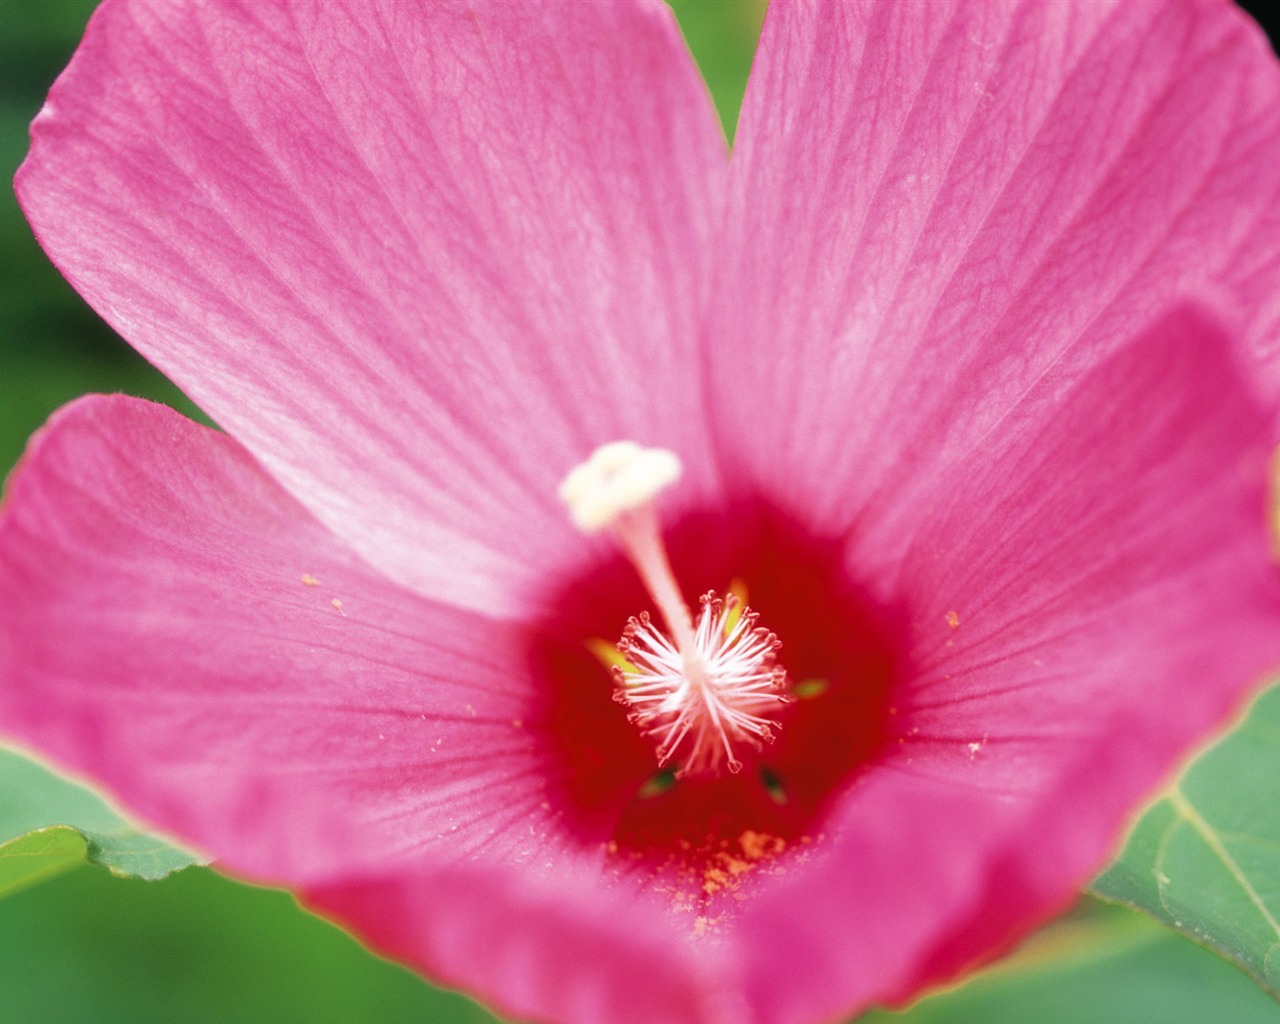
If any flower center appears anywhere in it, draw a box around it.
[560,443,794,778]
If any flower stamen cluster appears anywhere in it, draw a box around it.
[614,591,792,777]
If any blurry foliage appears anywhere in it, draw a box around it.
[1094,682,1280,998]
[2,1,1280,1022]
[0,0,199,476]
[0,749,205,897]
[1,864,496,1024]
[871,900,1280,1024]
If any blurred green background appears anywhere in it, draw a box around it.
[2,1,1279,1022]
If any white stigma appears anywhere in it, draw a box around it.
[558,441,682,533]
[559,442,793,779]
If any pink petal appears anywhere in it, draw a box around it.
[1,395,750,1021]
[710,0,1280,522]
[16,0,727,615]
[0,395,551,884]
[730,306,1280,1024]
[10,4,1280,1024]
[305,860,735,1024]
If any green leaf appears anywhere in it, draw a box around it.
[667,0,764,143]
[0,863,502,1024]
[0,826,89,899]
[0,747,205,894]
[861,900,1280,1024]
[1092,681,1280,997]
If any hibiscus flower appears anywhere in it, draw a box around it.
[6,1,1280,1022]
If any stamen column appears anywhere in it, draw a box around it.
[560,443,793,778]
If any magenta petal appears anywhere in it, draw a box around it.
[728,306,1280,1024]
[9,3,1280,1023]
[0,396,554,884]
[16,0,728,613]
[305,861,734,1024]
[711,0,1280,516]
[0,396,740,1022]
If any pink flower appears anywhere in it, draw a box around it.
[5,1,1280,1021]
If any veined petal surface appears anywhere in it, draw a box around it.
[710,0,1280,525]
[0,395,731,1023]
[730,308,1280,1024]
[7,3,1280,1023]
[0,396,553,884]
[16,0,728,615]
